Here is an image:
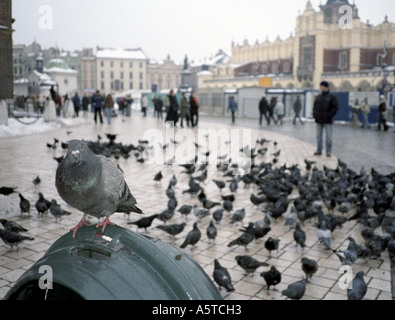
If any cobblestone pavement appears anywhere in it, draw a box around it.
[0,112,393,300]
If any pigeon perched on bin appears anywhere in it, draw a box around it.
[55,140,143,238]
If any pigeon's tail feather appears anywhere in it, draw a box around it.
[224,283,235,292]
[228,239,237,247]
[180,240,188,249]
[259,262,269,267]
[23,236,35,241]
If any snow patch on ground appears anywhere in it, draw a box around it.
[0,117,89,139]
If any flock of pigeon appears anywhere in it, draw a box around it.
[1,130,395,300]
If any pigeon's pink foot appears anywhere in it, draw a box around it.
[71,217,89,238]
[96,216,115,233]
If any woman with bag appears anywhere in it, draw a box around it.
[105,93,114,125]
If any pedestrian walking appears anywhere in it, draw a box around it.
[274,97,285,125]
[164,93,170,117]
[360,97,370,129]
[165,90,179,127]
[190,92,199,127]
[259,94,269,126]
[268,97,277,125]
[180,92,190,128]
[91,90,104,124]
[351,99,361,128]
[104,93,114,125]
[313,81,339,157]
[377,95,389,131]
[82,93,90,117]
[141,94,148,117]
[293,96,304,125]
[228,96,238,124]
[55,94,62,117]
[125,94,133,117]
[72,92,81,118]
[155,95,163,120]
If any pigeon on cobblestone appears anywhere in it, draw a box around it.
[127,214,159,232]
[282,278,307,300]
[49,199,72,222]
[347,271,367,300]
[206,220,217,242]
[228,222,255,251]
[333,238,358,266]
[0,219,28,233]
[265,237,280,256]
[154,171,163,184]
[0,187,17,196]
[294,223,306,249]
[35,192,50,216]
[32,176,41,187]
[193,205,210,221]
[56,140,143,238]
[213,179,226,192]
[301,257,319,280]
[157,209,174,224]
[156,222,186,239]
[317,220,332,250]
[260,265,282,293]
[0,229,34,252]
[178,204,193,219]
[213,259,234,292]
[236,255,268,276]
[212,208,224,224]
[18,193,30,215]
[230,208,245,224]
[180,222,201,249]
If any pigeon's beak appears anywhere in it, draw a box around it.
[71,150,80,160]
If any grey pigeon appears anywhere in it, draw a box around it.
[156,222,186,239]
[213,259,234,292]
[18,193,30,215]
[285,205,298,229]
[178,205,193,219]
[55,140,143,238]
[32,175,41,187]
[193,205,210,221]
[213,179,226,192]
[212,208,224,224]
[0,219,28,233]
[206,220,217,242]
[236,255,268,276]
[294,223,306,249]
[168,175,177,188]
[228,222,255,251]
[154,171,163,183]
[282,278,307,300]
[261,265,282,293]
[230,208,245,224]
[347,271,367,300]
[0,229,34,252]
[157,209,175,224]
[301,257,319,280]
[333,238,358,266]
[265,237,280,256]
[127,214,159,232]
[223,199,233,213]
[317,220,332,250]
[180,222,201,249]
[49,199,72,222]
[203,199,221,210]
[35,192,50,216]
[167,197,178,211]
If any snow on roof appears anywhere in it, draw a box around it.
[44,67,78,74]
[33,70,53,81]
[14,78,29,84]
[97,48,148,60]
[197,70,213,76]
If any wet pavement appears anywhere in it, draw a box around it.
[0,111,393,300]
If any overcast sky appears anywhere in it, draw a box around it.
[12,0,394,64]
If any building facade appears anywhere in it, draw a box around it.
[81,48,96,94]
[148,55,182,92]
[199,0,395,92]
[0,0,14,99]
[96,47,149,93]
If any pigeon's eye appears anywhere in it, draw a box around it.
[81,146,84,151]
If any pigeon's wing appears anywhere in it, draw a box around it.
[99,156,142,214]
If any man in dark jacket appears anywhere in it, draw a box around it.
[313,81,339,157]
[72,93,81,117]
[259,95,269,125]
[293,96,304,125]
[91,90,104,124]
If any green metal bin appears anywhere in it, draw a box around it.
[4,225,222,300]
